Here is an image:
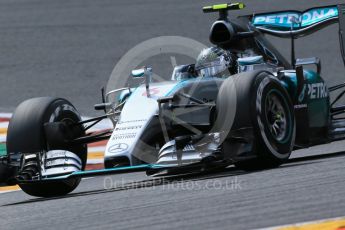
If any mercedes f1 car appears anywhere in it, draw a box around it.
[1,2,345,197]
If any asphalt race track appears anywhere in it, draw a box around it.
[1,0,345,229]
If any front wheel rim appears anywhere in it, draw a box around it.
[265,92,288,142]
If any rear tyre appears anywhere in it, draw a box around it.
[6,97,87,197]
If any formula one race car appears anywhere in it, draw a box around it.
[1,2,345,197]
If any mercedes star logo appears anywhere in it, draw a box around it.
[108,143,129,153]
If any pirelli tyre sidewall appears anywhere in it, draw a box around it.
[7,97,87,197]
[252,73,295,162]
[219,71,295,170]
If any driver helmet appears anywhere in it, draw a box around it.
[195,47,235,78]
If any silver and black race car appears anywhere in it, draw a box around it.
[1,2,345,197]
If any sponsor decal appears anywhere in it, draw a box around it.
[47,151,66,158]
[112,133,136,140]
[294,104,307,109]
[307,82,328,100]
[253,7,338,29]
[298,85,307,103]
[108,143,129,153]
[298,82,328,102]
[117,119,147,124]
[183,144,195,151]
[45,159,62,167]
[115,125,142,131]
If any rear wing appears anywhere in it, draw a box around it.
[250,5,342,38]
[249,4,345,68]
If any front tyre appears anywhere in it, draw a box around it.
[233,72,295,170]
[253,75,295,167]
[6,97,87,197]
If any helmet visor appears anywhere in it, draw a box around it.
[196,57,228,78]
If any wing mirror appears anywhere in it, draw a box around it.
[131,67,152,97]
[131,68,145,78]
[131,67,152,79]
